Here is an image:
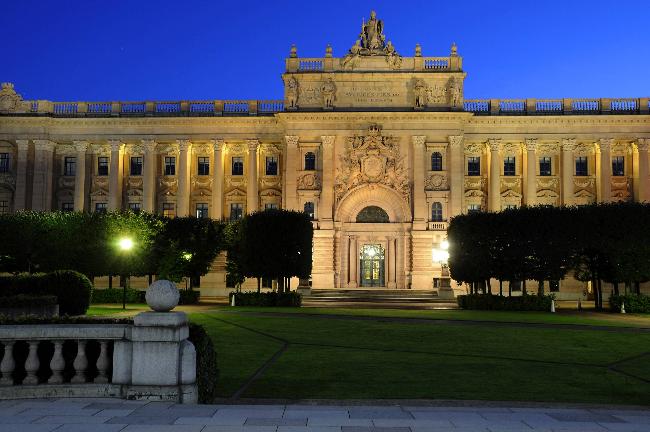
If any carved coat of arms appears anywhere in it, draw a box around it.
[334,124,410,203]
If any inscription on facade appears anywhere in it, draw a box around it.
[343,88,401,104]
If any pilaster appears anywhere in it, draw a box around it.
[562,138,576,206]
[448,135,464,216]
[246,139,259,213]
[211,139,224,219]
[598,138,613,203]
[284,135,299,211]
[177,140,191,217]
[32,139,55,211]
[525,138,537,206]
[635,138,649,203]
[320,135,335,224]
[73,141,88,212]
[108,140,124,211]
[412,136,427,226]
[142,140,157,213]
[13,140,29,211]
[488,138,501,212]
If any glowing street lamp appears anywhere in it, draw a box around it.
[118,237,134,310]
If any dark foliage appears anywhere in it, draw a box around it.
[609,294,650,313]
[229,291,302,307]
[188,322,219,403]
[91,288,144,304]
[457,293,555,311]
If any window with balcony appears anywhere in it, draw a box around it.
[431,152,443,171]
[265,156,278,175]
[612,156,624,176]
[230,203,243,220]
[232,157,244,175]
[164,156,176,176]
[431,202,443,221]
[0,153,9,173]
[64,157,76,176]
[539,157,552,176]
[97,157,109,176]
[196,203,209,218]
[130,157,143,176]
[503,156,516,176]
[575,156,588,176]
[198,157,210,176]
[467,156,480,176]
[304,201,315,220]
[304,152,316,170]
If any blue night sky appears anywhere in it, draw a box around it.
[2,0,649,102]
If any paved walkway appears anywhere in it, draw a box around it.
[1,398,650,432]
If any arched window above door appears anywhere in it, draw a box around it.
[356,206,389,223]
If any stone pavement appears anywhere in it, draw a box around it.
[1,398,650,432]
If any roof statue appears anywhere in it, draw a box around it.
[343,10,402,69]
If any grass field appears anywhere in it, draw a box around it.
[88,305,650,404]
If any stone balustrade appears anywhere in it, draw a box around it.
[287,55,462,72]
[464,98,650,115]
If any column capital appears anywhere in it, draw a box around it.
[487,138,502,152]
[321,135,335,149]
[412,136,427,147]
[246,139,259,152]
[636,138,649,152]
[177,139,191,152]
[73,140,89,153]
[142,139,157,153]
[525,138,538,151]
[211,139,225,152]
[15,139,29,151]
[108,140,124,152]
[34,139,55,152]
[285,135,299,148]
[448,135,464,148]
[562,138,576,151]
[598,138,614,152]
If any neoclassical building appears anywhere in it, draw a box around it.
[1,12,649,297]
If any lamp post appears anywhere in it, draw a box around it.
[432,240,453,299]
[118,237,134,310]
[182,252,192,290]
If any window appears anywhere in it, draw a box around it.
[0,200,8,214]
[549,280,560,292]
[232,157,243,175]
[467,156,480,176]
[304,201,314,220]
[130,157,143,176]
[510,280,522,292]
[128,202,141,212]
[265,203,278,210]
[198,157,209,176]
[230,203,243,220]
[64,157,76,176]
[162,202,175,218]
[265,156,278,175]
[575,156,588,176]
[468,204,481,214]
[539,157,552,176]
[61,202,74,212]
[304,152,316,170]
[95,202,107,213]
[431,202,443,221]
[504,204,518,210]
[356,206,389,223]
[503,156,516,176]
[97,157,109,176]
[164,156,176,176]
[431,152,443,171]
[612,156,624,176]
[196,203,209,218]
[0,153,9,173]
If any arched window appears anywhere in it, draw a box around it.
[303,201,314,220]
[356,206,389,223]
[431,202,443,221]
[431,152,443,171]
[304,152,316,170]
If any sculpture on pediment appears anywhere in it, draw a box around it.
[297,172,321,190]
[335,124,409,203]
[321,78,336,109]
[285,76,299,110]
[0,83,23,113]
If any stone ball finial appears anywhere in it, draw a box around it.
[145,279,180,312]
[290,44,298,58]
[415,43,422,57]
[325,44,333,58]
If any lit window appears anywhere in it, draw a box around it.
[503,156,516,176]
[504,204,518,210]
[95,202,107,213]
[575,156,588,176]
[468,204,481,214]
[0,153,9,173]
[61,202,73,212]
[467,157,480,176]
[265,203,278,210]
[0,200,8,214]
[64,157,76,176]
[164,156,176,176]
[130,157,143,176]
[128,202,141,212]
[97,157,109,176]
[431,202,443,221]
[230,203,243,220]
[232,157,244,175]
[612,156,624,176]
[196,203,209,218]
[304,201,314,220]
[265,156,278,175]
[539,157,552,176]
[162,202,175,218]
[198,157,210,176]
[304,152,316,170]
[431,152,443,171]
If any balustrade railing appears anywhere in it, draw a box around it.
[155,102,181,113]
[223,100,249,114]
[463,99,490,113]
[298,59,324,71]
[423,57,449,70]
[499,99,526,113]
[463,98,649,115]
[536,99,563,113]
[429,221,449,231]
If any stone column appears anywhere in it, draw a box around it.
[448,135,464,216]
[32,140,55,211]
[142,140,157,213]
[177,140,191,217]
[73,141,88,212]
[525,138,537,206]
[396,234,404,289]
[636,139,650,203]
[284,136,299,211]
[598,138,613,203]
[12,140,29,211]
[246,139,259,214]
[562,138,576,206]
[388,237,397,289]
[320,136,335,222]
[488,138,501,212]
[412,136,427,225]
[108,140,124,211]
[348,236,357,287]
[211,139,224,219]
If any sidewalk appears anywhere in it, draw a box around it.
[1,398,649,431]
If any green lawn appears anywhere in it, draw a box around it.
[88,305,650,404]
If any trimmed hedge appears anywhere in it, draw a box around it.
[91,288,145,304]
[229,291,302,307]
[457,293,555,311]
[188,322,218,403]
[0,270,92,315]
[0,295,58,308]
[179,289,200,305]
[610,294,650,313]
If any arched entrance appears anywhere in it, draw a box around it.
[360,244,385,287]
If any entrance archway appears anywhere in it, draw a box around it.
[359,244,385,287]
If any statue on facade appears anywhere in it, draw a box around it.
[448,77,463,109]
[285,76,299,110]
[321,77,336,109]
[0,82,23,113]
[413,79,427,109]
[361,10,385,52]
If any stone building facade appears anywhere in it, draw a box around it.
[1,12,649,297]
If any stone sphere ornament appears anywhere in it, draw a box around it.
[145,279,180,312]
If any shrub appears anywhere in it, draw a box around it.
[229,291,302,307]
[0,295,58,308]
[609,294,650,313]
[91,288,144,304]
[457,293,555,311]
[188,323,218,403]
[179,289,200,305]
